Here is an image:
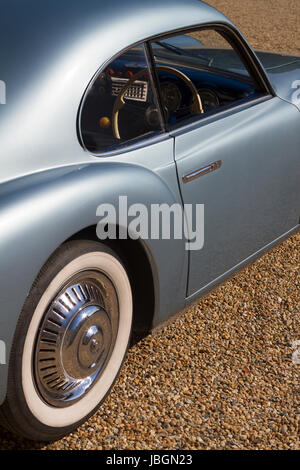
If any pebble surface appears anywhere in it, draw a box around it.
[0,0,299,450]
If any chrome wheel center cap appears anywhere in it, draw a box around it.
[61,305,112,380]
[34,273,119,408]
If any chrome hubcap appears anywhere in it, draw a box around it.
[34,272,119,407]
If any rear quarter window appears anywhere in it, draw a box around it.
[80,44,163,154]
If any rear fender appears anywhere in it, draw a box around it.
[0,162,187,404]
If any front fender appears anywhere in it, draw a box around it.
[0,162,186,404]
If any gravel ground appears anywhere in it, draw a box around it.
[0,0,299,451]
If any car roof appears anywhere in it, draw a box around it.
[0,0,231,77]
[0,0,233,113]
[0,0,234,185]
[1,0,228,36]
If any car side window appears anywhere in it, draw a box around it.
[150,28,264,127]
[80,44,163,153]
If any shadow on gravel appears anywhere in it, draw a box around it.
[0,336,146,450]
[0,424,46,450]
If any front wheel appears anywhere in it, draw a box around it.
[0,240,133,441]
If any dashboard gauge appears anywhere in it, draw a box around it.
[160,82,182,113]
[198,89,219,112]
[145,106,161,128]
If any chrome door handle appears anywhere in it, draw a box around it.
[182,160,222,184]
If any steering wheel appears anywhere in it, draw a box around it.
[112,66,204,140]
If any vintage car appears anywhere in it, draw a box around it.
[0,0,299,440]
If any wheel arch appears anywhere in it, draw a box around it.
[66,225,157,340]
[0,162,187,405]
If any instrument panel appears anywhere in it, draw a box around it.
[197,89,220,112]
[160,82,182,113]
[160,81,220,114]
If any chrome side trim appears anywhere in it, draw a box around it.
[182,160,222,183]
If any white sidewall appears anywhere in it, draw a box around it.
[22,251,132,428]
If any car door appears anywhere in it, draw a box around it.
[150,27,300,296]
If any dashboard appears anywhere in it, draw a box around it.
[157,65,256,123]
[160,82,220,114]
[81,50,258,152]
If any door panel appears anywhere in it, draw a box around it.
[174,97,300,296]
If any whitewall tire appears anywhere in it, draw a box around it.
[0,240,133,441]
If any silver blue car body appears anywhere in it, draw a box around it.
[0,0,299,407]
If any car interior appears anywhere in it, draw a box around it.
[80,30,264,153]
